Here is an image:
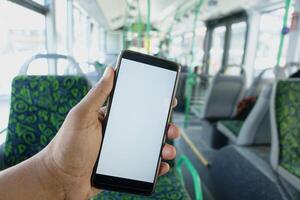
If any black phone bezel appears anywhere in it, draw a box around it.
[91,50,180,195]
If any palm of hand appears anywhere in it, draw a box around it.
[45,103,103,199]
[40,67,178,199]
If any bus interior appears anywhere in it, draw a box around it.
[1,0,300,199]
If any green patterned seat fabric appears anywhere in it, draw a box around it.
[3,75,90,168]
[219,120,244,137]
[93,168,190,200]
[275,81,300,178]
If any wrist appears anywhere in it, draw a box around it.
[34,148,65,200]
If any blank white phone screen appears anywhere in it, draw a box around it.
[96,58,177,183]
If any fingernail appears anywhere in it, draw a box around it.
[164,148,170,156]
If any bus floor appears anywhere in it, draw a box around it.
[173,111,217,200]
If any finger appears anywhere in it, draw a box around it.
[167,124,180,140]
[97,107,107,121]
[162,143,176,160]
[81,67,114,111]
[172,98,178,108]
[97,111,105,121]
[158,162,170,176]
[99,106,107,115]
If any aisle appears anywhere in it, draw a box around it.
[173,112,216,200]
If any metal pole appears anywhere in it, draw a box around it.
[122,0,130,49]
[190,0,204,66]
[146,0,151,53]
[286,0,300,63]
[184,0,205,128]
[67,0,73,56]
[276,0,292,68]
[85,17,92,63]
[137,0,143,48]
[45,0,57,75]
[165,1,197,50]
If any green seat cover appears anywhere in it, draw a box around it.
[275,81,300,178]
[3,75,90,168]
[3,75,194,199]
[219,120,244,137]
[93,168,190,200]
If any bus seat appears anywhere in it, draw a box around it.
[175,67,188,112]
[0,144,4,170]
[1,75,90,168]
[93,168,191,200]
[245,67,274,97]
[93,155,203,200]
[202,69,245,121]
[270,79,300,191]
[217,120,244,142]
[217,85,272,146]
[1,76,201,200]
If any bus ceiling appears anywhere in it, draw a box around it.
[77,0,285,32]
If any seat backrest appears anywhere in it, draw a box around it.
[245,67,274,97]
[3,75,90,168]
[237,84,272,145]
[202,71,245,120]
[270,79,300,190]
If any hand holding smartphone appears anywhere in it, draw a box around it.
[91,50,180,195]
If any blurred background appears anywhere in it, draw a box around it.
[1,0,300,199]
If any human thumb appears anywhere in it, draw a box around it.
[79,67,114,111]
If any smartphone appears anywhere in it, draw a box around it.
[91,50,180,195]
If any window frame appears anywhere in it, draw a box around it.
[0,0,49,133]
[253,5,293,74]
[204,11,248,74]
[227,21,248,66]
[9,0,48,15]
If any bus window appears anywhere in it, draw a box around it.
[0,1,46,96]
[194,27,207,66]
[73,5,89,64]
[55,0,67,55]
[169,36,184,64]
[0,1,46,142]
[228,22,247,66]
[183,32,193,66]
[209,26,226,75]
[89,22,101,61]
[254,8,292,75]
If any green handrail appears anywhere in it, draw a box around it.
[276,0,292,67]
[184,0,205,128]
[123,0,131,49]
[146,0,151,53]
[190,0,205,66]
[176,155,203,200]
[122,26,127,49]
[123,0,138,49]
[184,72,197,128]
[137,0,143,48]
[164,1,186,52]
